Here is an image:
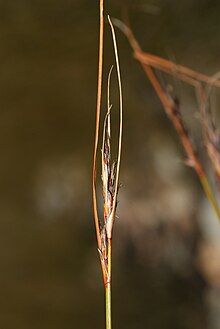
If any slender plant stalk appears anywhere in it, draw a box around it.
[93,0,104,253]
[113,18,220,222]
[105,239,112,329]
[93,3,123,329]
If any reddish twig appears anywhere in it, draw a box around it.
[113,18,220,220]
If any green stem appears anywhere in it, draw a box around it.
[200,175,220,221]
[105,239,112,329]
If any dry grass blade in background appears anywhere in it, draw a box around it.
[199,85,220,183]
[113,18,220,221]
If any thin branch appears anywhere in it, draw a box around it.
[135,51,220,88]
[113,18,220,88]
[114,18,220,221]
[141,64,205,178]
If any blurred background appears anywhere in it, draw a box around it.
[0,0,220,328]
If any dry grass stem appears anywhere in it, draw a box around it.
[93,0,104,253]
[113,18,220,220]
[199,86,220,182]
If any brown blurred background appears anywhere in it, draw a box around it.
[0,0,220,328]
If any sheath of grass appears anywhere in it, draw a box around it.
[92,3,123,328]
[113,17,220,222]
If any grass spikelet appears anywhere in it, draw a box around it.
[93,5,123,328]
